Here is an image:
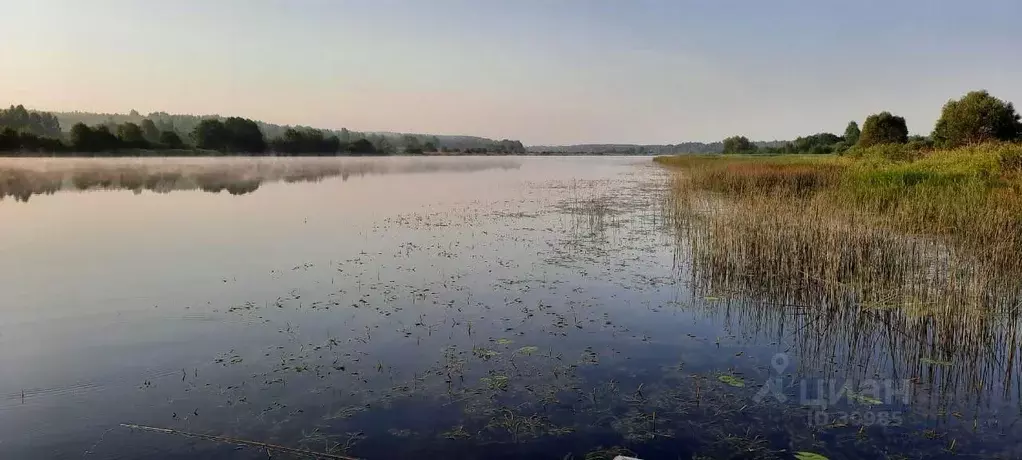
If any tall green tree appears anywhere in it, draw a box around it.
[117,122,147,147]
[192,117,266,153]
[722,135,757,154]
[857,112,908,147]
[932,90,1022,147]
[70,123,119,152]
[69,123,94,152]
[790,133,841,154]
[140,119,161,143]
[223,117,266,153]
[159,130,185,149]
[0,128,20,152]
[92,125,120,152]
[843,121,861,146]
[402,134,423,154]
[0,105,61,137]
[346,138,377,155]
[369,135,395,155]
[192,119,229,151]
[270,128,340,155]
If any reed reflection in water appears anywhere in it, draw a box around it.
[664,166,1022,433]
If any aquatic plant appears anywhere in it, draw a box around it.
[657,145,1022,413]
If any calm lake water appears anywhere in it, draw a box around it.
[1,156,1020,459]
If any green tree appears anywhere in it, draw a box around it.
[906,135,934,151]
[346,138,377,154]
[0,105,61,137]
[722,135,757,154]
[159,130,185,149]
[270,128,340,155]
[69,123,119,152]
[0,128,19,152]
[223,117,266,153]
[843,121,860,146]
[192,119,229,151]
[92,125,120,152]
[791,133,841,154]
[0,128,64,154]
[140,119,161,143]
[857,112,908,147]
[70,123,94,151]
[932,90,1022,148]
[117,122,147,147]
[369,135,395,155]
[402,135,423,154]
[192,117,266,153]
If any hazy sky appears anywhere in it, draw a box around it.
[2,0,1021,145]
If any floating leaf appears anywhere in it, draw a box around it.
[717,374,745,387]
[481,375,510,390]
[472,347,501,360]
[921,357,952,366]
[516,346,539,355]
[495,338,514,345]
[795,452,829,460]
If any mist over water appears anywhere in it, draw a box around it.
[0,156,522,202]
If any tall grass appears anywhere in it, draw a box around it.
[658,144,1022,405]
[657,144,1022,279]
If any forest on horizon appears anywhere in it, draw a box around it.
[5,89,1019,157]
[0,106,527,156]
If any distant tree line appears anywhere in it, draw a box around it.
[0,105,61,137]
[0,105,66,152]
[722,90,1022,155]
[722,136,758,154]
[11,89,1016,157]
[0,108,528,156]
[0,128,66,152]
[528,142,726,155]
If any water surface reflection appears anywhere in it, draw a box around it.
[0,157,1019,459]
[0,156,521,201]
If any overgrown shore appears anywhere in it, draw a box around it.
[654,144,1022,407]
[656,142,1022,311]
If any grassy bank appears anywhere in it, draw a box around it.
[656,143,1022,309]
[656,144,1022,396]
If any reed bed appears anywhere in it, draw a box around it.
[657,144,1022,281]
[657,144,1022,405]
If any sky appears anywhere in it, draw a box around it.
[2,0,1021,145]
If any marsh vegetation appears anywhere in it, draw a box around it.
[657,143,1022,457]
